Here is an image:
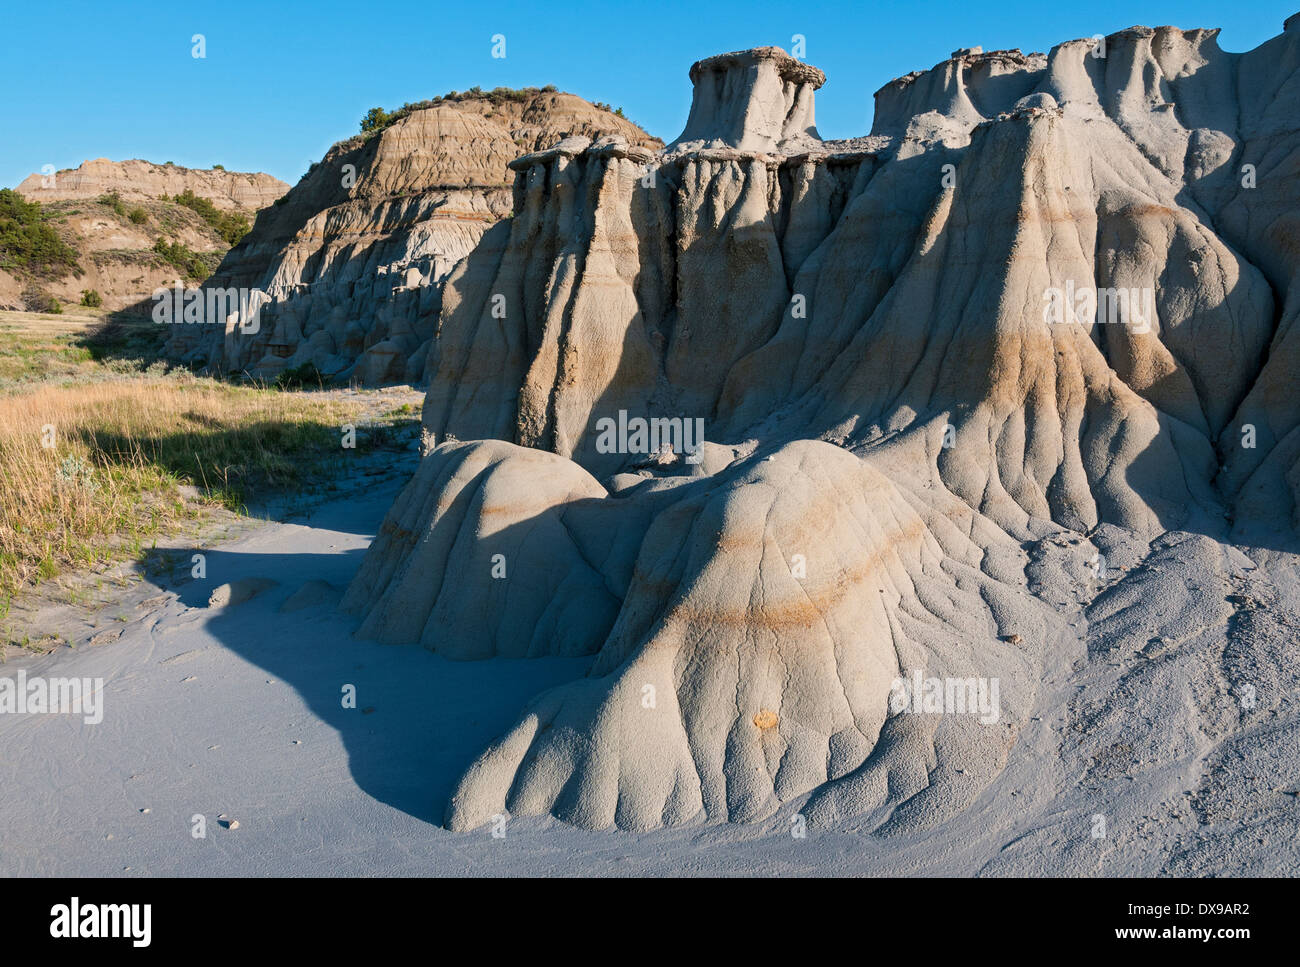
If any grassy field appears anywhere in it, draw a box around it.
[0,307,181,384]
[0,309,111,385]
[0,310,419,611]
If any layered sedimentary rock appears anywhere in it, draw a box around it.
[0,196,233,312]
[4,160,288,311]
[349,21,1300,838]
[163,93,659,383]
[15,158,287,211]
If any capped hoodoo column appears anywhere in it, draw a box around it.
[668,46,825,152]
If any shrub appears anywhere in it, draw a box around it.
[212,164,225,170]
[152,237,210,281]
[360,107,393,133]
[21,285,62,314]
[0,190,81,279]
[356,86,566,139]
[128,207,148,224]
[169,189,250,246]
[80,289,103,308]
[97,191,127,217]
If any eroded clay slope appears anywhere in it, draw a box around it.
[163,92,659,384]
[6,160,289,311]
[348,18,1300,841]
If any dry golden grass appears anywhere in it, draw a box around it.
[0,309,170,387]
[0,376,358,599]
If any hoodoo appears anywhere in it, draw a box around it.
[342,18,1300,866]
[668,46,825,153]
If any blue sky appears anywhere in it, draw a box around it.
[2,0,1295,189]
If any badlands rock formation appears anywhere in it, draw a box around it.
[343,18,1300,859]
[4,160,288,311]
[16,158,286,211]
[163,92,659,383]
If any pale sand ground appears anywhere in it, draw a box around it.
[1,460,1297,876]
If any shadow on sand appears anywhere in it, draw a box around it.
[128,483,590,828]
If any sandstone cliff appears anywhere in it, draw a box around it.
[16,158,286,212]
[342,16,1300,847]
[4,160,288,311]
